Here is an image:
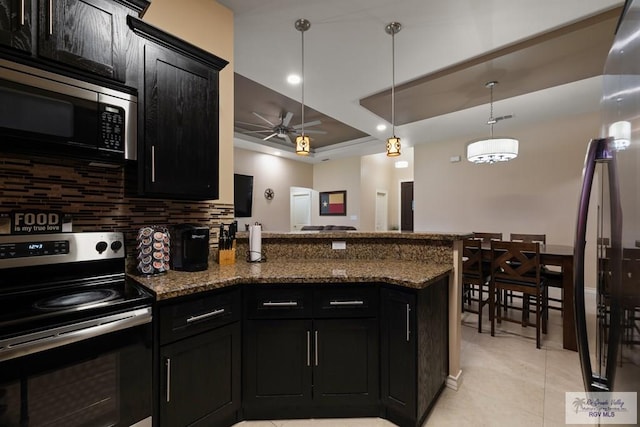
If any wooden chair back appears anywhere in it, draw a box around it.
[463,238,484,278]
[472,232,502,243]
[491,240,541,287]
[510,233,546,244]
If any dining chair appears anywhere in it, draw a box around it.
[490,240,548,349]
[510,233,563,314]
[461,238,491,333]
[472,232,502,242]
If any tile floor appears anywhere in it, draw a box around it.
[234,291,628,427]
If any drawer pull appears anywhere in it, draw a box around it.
[48,0,53,35]
[262,301,298,307]
[20,0,25,26]
[329,300,364,306]
[186,308,225,323]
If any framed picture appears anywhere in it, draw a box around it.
[319,190,347,216]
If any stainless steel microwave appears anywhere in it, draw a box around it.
[0,59,136,163]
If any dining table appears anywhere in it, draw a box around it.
[481,242,576,351]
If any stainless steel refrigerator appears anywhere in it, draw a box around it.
[574,0,640,399]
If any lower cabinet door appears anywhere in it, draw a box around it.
[381,288,417,423]
[243,319,313,418]
[160,322,241,427]
[313,318,379,415]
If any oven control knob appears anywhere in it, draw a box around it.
[96,241,108,254]
[111,240,123,252]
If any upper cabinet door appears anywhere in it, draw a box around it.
[37,0,127,81]
[0,0,34,52]
[143,42,220,199]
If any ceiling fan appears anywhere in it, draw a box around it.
[236,111,326,144]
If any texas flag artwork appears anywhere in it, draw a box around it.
[320,191,346,215]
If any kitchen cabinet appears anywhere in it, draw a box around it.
[243,285,379,420]
[157,288,241,427]
[0,0,147,81]
[0,0,34,53]
[127,16,228,200]
[380,277,449,427]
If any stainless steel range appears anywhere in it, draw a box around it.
[0,232,153,427]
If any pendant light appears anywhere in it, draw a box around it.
[466,81,518,164]
[295,18,311,156]
[385,22,401,157]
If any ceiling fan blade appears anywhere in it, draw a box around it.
[292,120,322,129]
[282,111,294,127]
[236,120,272,129]
[239,129,275,134]
[253,112,276,127]
[263,133,277,141]
[304,130,327,134]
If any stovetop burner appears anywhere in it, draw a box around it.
[34,289,121,311]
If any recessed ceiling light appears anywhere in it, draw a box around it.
[394,160,408,169]
[273,151,281,156]
[287,74,301,85]
[376,124,387,131]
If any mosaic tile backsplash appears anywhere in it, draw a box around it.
[0,152,234,267]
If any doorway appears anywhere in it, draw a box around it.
[290,187,312,231]
[375,190,388,231]
[401,181,414,231]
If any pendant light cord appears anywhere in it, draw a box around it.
[301,28,305,136]
[391,29,395,137]
[489,82,494,138]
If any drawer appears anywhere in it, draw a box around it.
[245,286,313,319]
[159,288,241,344]
[313,285,379,318]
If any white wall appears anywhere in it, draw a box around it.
[311,157,361,228]
[360,153,393,230]
[234,148,313,231]
[414,111,599,285]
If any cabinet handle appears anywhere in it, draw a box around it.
[262,301,298,307]
[329,300,364,306]
[151,145,156,183]
[406,303,411,342]
[314,330,318,366]
[306,330,311,367]
[20,0,25,26]
[165,358,171,403]
[186,308,225,324]
[48,0,53,35]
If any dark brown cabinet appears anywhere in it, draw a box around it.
[37,0,129,80]
[380,278,449,427]
[0,0,146,81]
[0,0,34,53]
[157,288,241,427]
[243,285,379,420]
[128,16,228,200]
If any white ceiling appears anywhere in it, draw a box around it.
[219,0,624,163]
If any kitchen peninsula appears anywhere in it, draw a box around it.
[131,231,469,427]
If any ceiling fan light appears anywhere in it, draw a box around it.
[466,137,519,164]
[296,135,310,156]
[609,120,631,150]
[386,136,401,157]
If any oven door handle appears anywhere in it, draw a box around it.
[0,307,152,362]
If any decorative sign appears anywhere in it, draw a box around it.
[11,210,63,234]
[319,190,347,216]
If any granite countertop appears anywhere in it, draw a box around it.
[236,231,472,241]
[130,259,453,301]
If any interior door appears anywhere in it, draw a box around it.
[400,181,414,231]
[375,190,388,231]
[291,188,311,231]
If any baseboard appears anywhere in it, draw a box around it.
[446,369,463,391]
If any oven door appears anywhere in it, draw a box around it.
[0,319,152,427]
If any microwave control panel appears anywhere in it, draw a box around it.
[98,104,125,153]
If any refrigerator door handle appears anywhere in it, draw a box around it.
[574,137,611,392]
